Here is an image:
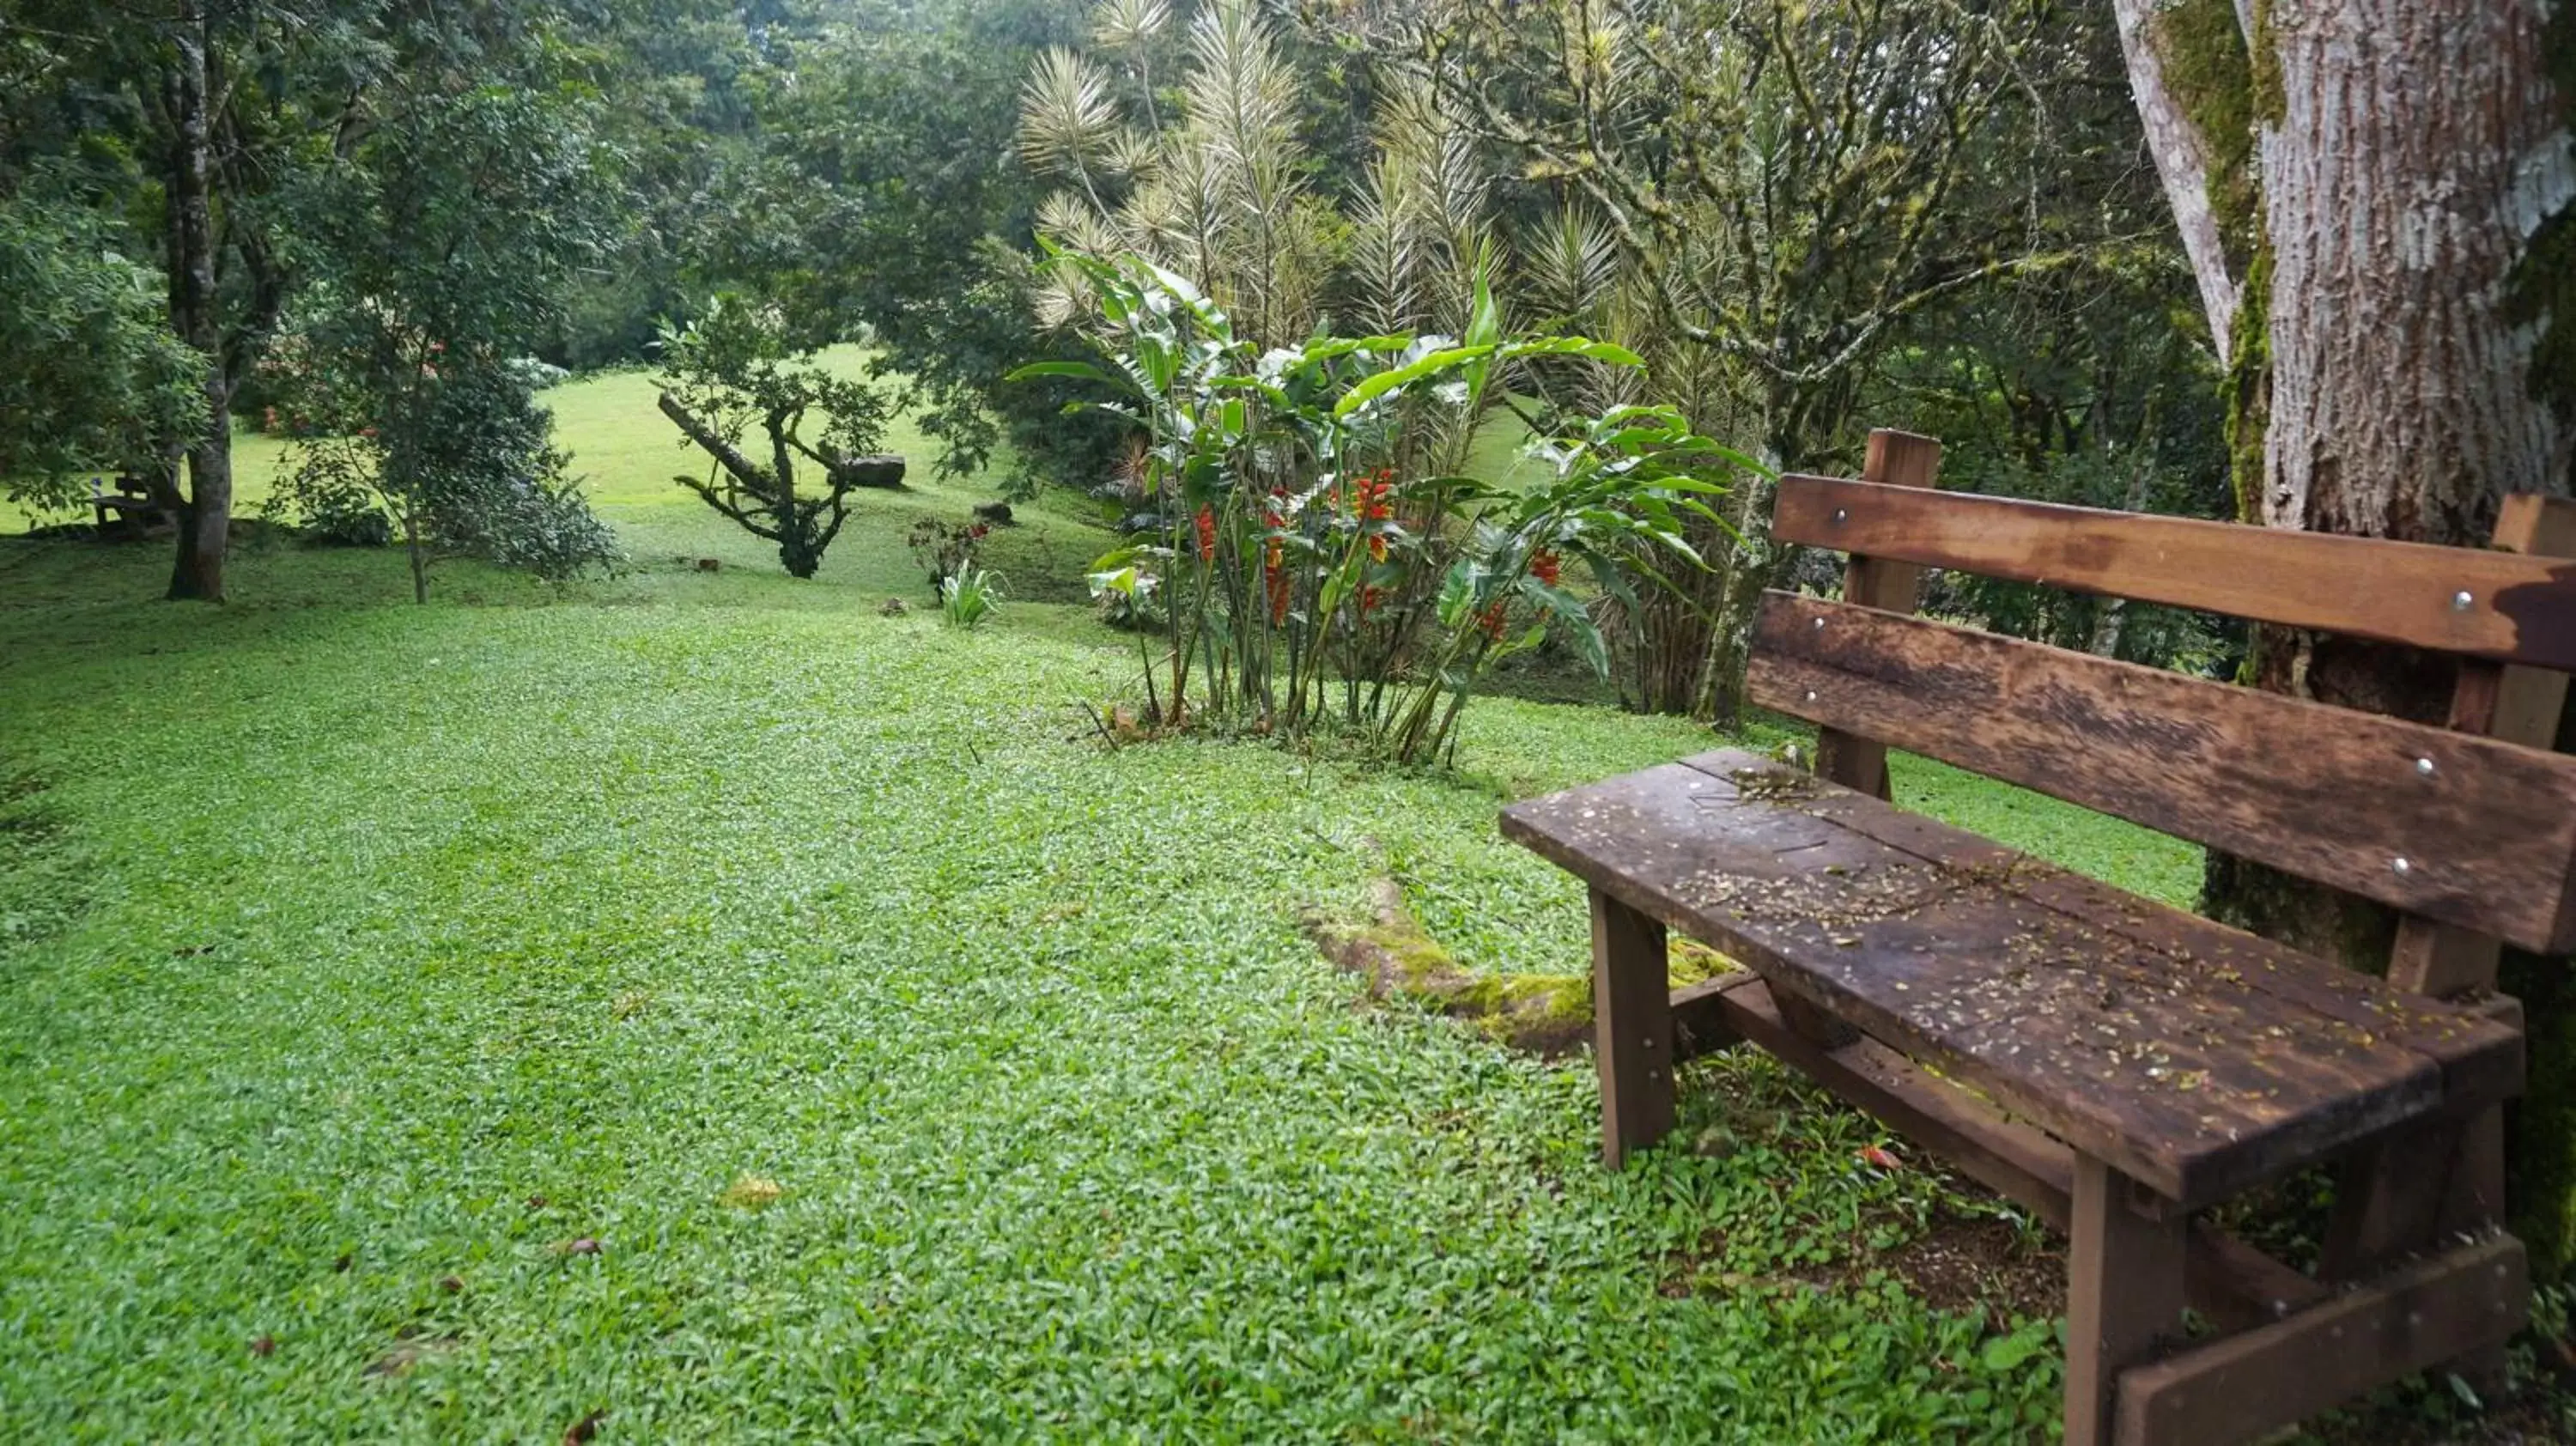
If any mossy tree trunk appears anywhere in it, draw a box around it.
[2120,0,2576,1270]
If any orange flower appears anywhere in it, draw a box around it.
[1194,506,1216,561]
[1529,549,1562,587]
[1475,599,1510,640]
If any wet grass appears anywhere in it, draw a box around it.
[0,364,2221,1442]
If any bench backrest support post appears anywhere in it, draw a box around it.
[2389,493,2576,999]
[1813,429,1941,802]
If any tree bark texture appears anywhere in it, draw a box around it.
[165,5,231,602]
[2126,0,2576,1273]
[2258,0,2572,543]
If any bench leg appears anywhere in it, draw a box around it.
[2321,1106,2511,1393]
[2065,1155,2187,1446]
[1589,887,1673,1168]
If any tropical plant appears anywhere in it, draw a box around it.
[265,365,621,600]
[906,516,994,598]
[1020,252,1756,765]
[282,83,625,602]
[939,564,1006,630]
[1425,0,2092,720]
[1019,0,1496,355]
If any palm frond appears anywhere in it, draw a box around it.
[1518,204,1621,325]
[1018,47,1123,183]
[1091,0,1170,51]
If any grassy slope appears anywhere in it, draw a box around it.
[0,363,2203,1442]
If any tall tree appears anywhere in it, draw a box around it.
[2116,3,2573,943]
[5,0,611,599]
[2118,0,2576,1275]
[10,0,357,599]
[1424,0,2097,720]
[0,196,203,501]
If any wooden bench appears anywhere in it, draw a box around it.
[90,474,165,535]
[1502,429,2576,1446]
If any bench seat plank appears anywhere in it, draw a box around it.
[1500,750,2523,1207]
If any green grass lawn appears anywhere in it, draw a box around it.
[0,365,2229,1442]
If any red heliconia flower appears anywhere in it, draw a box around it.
[1529,549,1562,587]
[1343,469,1396,522]
[1194,506,1216,561]
[1367,532,1388,563]
[1476,599,1510,640]
[1363,469,1394,520]
[1360,584,1386,618]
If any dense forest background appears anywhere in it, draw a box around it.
[0,0,2231,632]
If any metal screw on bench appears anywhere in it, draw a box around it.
[1813,617,1826,630]
[2416,757,2437,778]
[1832,508,1848,526]
[2392,856,2413,877]
[2452,589,2475,611]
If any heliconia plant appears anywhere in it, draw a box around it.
[1014,248,1765,765]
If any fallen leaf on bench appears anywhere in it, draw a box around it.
[1856,1145,1902,1171]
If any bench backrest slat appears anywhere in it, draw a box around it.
[1745,591,2576,956]
[1771,476,2576,672]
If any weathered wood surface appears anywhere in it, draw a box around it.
[1678,971,2346,1332]
[1747,592,2576,956]
[1590,889,1674,1168]
[2114,1235,2527,1446]
[1499,750,2521,1207]
[1771,476,2576,672]
[2389,492,2576,995]
[1813,430,1940,801]
[2065,1156,2189,1446]
[1704,971,2075,1229]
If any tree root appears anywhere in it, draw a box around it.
[1303,877,1595,1057]
[1303,874,1745,1059]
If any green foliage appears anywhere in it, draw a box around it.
[706,0,1113,488]
[905,515,995,598]
[0,197,202,507]
[1030,250,1753,763]
[262,435,392,548]
[283,84,626,598]
[653,296,898,578]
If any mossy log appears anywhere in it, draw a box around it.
[1303,878,1736,1058]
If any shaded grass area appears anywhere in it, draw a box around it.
[0,362,2239,1442]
